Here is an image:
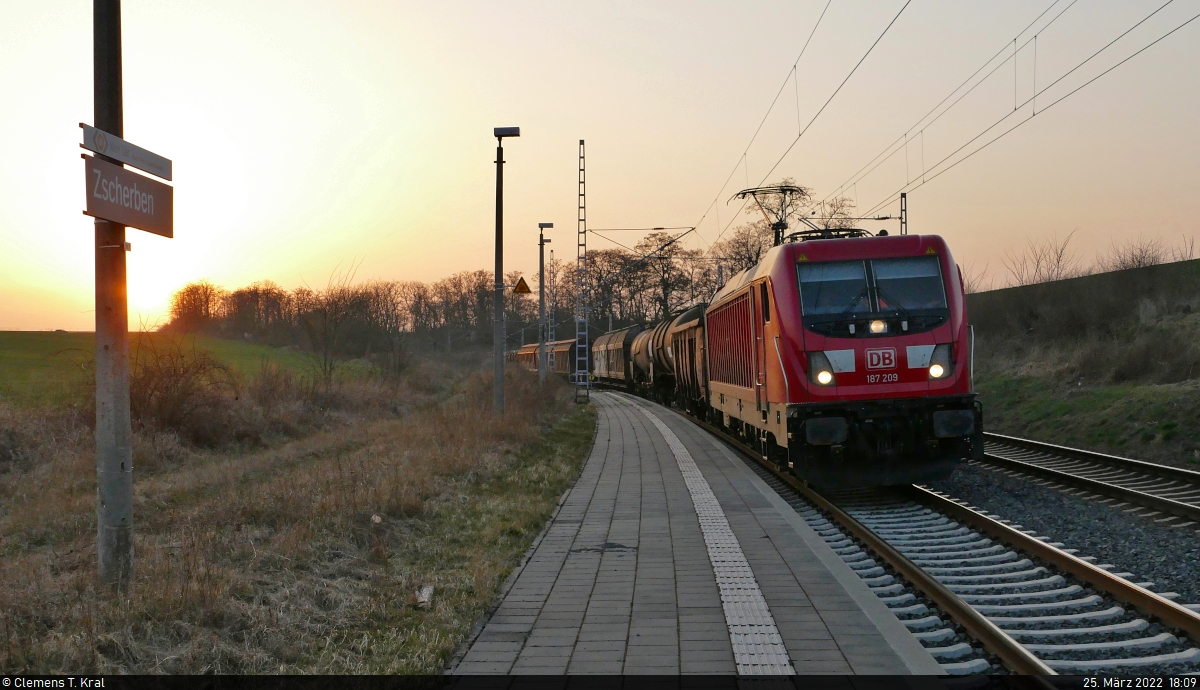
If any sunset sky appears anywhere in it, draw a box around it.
[1,0,1197,330]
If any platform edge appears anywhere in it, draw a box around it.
[445,408,600,674]
[703,435,945,675]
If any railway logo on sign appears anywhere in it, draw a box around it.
[866,348,896,370]
[81,124,172,180]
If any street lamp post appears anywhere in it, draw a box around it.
[538,223,553,384]
[493,127,519,414]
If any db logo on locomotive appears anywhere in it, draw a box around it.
[865,348,896,370]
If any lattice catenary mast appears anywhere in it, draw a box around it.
[574,140,590,402]
[547,248,556,372]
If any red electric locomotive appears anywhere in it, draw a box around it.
[705,232,982,486]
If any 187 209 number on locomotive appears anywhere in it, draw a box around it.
[866,373,898,384]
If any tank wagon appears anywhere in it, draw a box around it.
[630,319,674,403]
[595,233,983,487]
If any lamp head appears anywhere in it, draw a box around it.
[538,222,554,229]
[494,127,520,138]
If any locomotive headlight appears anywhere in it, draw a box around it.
[808,351,836,386]
[929,343,952,379]
[870,319,887,334]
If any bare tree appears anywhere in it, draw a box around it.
[167,280,227,333]
[585,249,635,328]
[963,263,992,294]
[805,196,858,231]
[429,270,492,345]
[636,232,691,320]
[1171,236,1196,263]
[679,248,719,305]
[298,270,359,397]
[222,280,292,341]
[362,281,410,378]
[709,220,773,275]
[1003,230,1088,286]
[1096,236,1169,272]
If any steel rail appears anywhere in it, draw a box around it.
[784,474,1057,677]
[661,406,1057,677]
[906,484,1200,647]
[985,431,1200,484]
[978,447,1200,524]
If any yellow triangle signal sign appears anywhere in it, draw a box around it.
[513,276,531,294]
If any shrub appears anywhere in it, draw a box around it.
[1107,332,1200,384]
[0,427,23,472]
[248,360,297,408]
[129,334,243,446]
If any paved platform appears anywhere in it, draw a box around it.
[452,392,940,675]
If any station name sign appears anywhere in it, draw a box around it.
[79,124,174,238]
[83,155,174,238]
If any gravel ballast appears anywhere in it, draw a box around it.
[927,462,1200,606]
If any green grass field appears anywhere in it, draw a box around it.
[0,331,313,408]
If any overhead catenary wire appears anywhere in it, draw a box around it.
[584,228,698,291]
[707,198,751,248]
[753,1,913,187]
[689,0,833,246]
[862,1,1197,216]
[589,227,696,257]
[707,1,912,249]
[588,226,693,231]
[824,0,1079,203]
[588,231,640,254]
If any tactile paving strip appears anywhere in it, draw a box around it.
[630,398,795,675]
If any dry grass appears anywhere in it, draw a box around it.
[975,318,1200,387]
[969,259,1200,467]
[0,355,593,673]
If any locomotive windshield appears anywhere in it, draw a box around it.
[872,257,947,311]
[797,256,949,336]
[797,261,872,315]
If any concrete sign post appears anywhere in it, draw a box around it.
[89,0,174,589]
[92,0,133,590]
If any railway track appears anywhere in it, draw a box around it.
[818,486,1200,674]
[658,402,1200,675]
[981,432,1200,529]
